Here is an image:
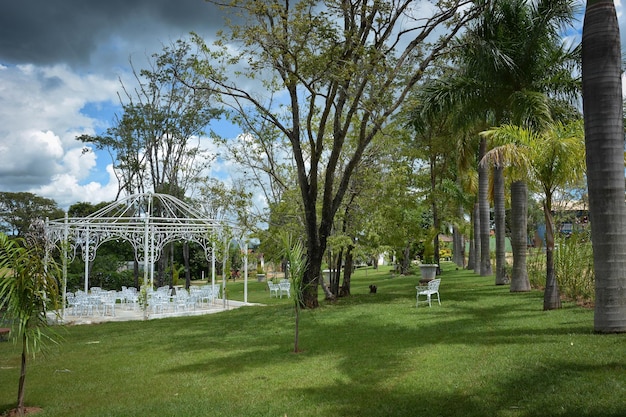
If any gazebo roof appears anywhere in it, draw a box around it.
[58,192,221,227]
[46,192,236,263]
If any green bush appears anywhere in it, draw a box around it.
[64,270,136,292]
[527,247,546,289]
[555,230,594,303]
[525,230,594,304]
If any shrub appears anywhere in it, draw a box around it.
[555,230,594,303]
[527,247,546,289]
[525,230,594,305]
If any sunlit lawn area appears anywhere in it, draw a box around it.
[1,263,625,416]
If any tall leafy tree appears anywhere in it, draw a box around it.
[67,201,110,218]
[190,0,484,307]
[79,40,221,198]
[0,192,63,236]
[582,0,626,332]
[410,100,460,274]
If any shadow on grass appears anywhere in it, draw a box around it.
[287,358,626,417]
[3,263,620,416]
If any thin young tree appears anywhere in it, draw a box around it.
[280,232,307,353]
[0,223,61,415]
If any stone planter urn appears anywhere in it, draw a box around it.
[419,264,438,284]
[256,273,266,282]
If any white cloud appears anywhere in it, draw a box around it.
[0,64,121,208]
[0,129,63,180]
[33,164,119,211]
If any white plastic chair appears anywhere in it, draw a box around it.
[123,287,139,310]
[174,290,196,312]
[101,290,117,316]
[279,281,291,298]
[268,281,280,298]
[150,292,170,314]
[416,279,441,307]
[65,292,78,316]
[72,291,90,316]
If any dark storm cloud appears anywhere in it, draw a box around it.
[0,0,224,67]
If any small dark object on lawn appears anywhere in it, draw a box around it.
[0,327,10,342]
[369,284,377,294]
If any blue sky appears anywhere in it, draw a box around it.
[0,0,623,210]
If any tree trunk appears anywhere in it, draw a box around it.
[330,251,341,296]
[472,201,481,274]
[467,236,474,270]
[434,233,441,275]
[319,277,335,300]
[494,165,506,285]
[543,199,561,310]
[478,138,492,276]
[453,225,465,268]
[582,0,626,332]
[17,332,27,413]
[302,237,322,308]
[157,246,168,287]
[402,243,411,275]
[454,202,466,269]
[509,181,530,292]
[341,245,354,296]
[293,303,301,353]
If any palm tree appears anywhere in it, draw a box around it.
[582,0,626,332]
[422,0,580,283]
[280,232,307,353]
[0,224,61,414]
[482,121,585,310]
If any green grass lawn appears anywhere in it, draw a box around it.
[1,263,625,417]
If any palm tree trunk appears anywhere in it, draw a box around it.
[509,181,530,292]
[453,225,465,268]
[466,202,475,270]
[479,138,492,276]
[17,332,27,413]
[582,0,626,332]
[467,238,474,270]
[543,198,561,310]
[294,306,301,353]
[472,201,481,273]
[494,165,506,284]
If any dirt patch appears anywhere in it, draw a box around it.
[2,407,43,416]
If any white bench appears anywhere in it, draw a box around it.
[416,279,441,307]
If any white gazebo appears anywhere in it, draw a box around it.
[45,192,250,314]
